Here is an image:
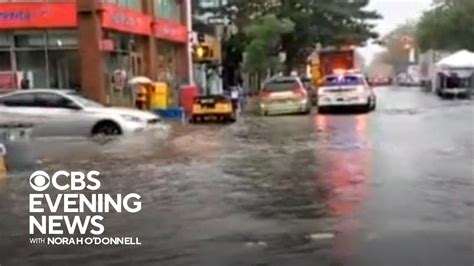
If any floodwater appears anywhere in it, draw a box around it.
[0,87,473,266]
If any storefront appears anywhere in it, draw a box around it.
[0,2,78,90]
[0,0,191,105]
[153,18,188,90]
[0,30,79,89]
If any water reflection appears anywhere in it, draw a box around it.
[314,114,373,262]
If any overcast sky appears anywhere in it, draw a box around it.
[360,0,433,61]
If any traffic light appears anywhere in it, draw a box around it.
[193,44,214,61]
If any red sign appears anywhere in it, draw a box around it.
[0,71,18,90]
[99,39,115,52]
[101,4,152,35]
[153,19,188,43]
[0,2,76,29]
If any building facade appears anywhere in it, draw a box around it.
[0,0,191,104]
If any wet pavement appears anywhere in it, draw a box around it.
[0,86,473,265]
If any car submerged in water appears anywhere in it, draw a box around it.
[317,73,376,113]
[0,89,164,138]
[258,76,312,116]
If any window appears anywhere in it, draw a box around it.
[264,79,301,92]
[34,92,71,108]
[0,51,11,71]
[0,33,10,48]
[14,31,46,48]
[155,0,181,21]
[47,50,80,89]
[104,0,142,11]
[0,93,35,107]
[47,31,78,48]
[16,50,48,88]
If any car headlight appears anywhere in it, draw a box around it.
[121,115,143,123]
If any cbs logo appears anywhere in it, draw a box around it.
[29,171,101,192]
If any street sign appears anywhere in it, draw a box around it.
[207,16,227,25]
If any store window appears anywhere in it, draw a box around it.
[14,31,46,48]
[16,50,48,88]
[0,52,11,71]
[156,41,177,85]
[47,50,80,89]
[0,33,10,48]
[103,32,141,106]
[154,0,181,21]
[46,30,80,89]
[103,0,142,11]
[47,30,78,48]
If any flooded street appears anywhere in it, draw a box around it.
[0,87,473,265]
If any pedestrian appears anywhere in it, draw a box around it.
[20,78,30,90]
[230,86,240,112]
[135,84,148,110]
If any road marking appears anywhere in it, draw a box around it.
[308,233,335,240]
[245,241,267,248]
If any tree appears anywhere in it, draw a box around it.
[417,0,474,51]
[228,0,380,72]
[243,14,295,73]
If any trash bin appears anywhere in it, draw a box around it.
[150,82,171,109]
[180,85,199,114]
[0,123,35,173]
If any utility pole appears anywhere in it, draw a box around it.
[186,0,194,85]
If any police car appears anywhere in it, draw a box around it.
[317,72,376,113]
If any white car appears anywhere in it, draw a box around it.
[0,89,163,138]
[317,74,376,113]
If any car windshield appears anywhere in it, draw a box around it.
[67,93,103,107]
[264,79,299,92]
[324,75,364,86]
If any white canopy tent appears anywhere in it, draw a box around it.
[433,50,474,93]
[436,50,474,72]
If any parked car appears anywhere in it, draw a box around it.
[259,76,311,116]
[317,73,376,113]
[190,95,237,123]
[0,89,163,138]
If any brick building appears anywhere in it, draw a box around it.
[0,0,191,104]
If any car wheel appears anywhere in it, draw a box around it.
[367,97,375,111]
[363,100,372,113]
[92,121,122,136]
[371,99,377,111]
[227,115,237,123]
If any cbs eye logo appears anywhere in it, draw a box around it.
[29,171,51,192]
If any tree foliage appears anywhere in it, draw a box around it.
[243,14,295,73]
[417,0,474,51]
[227,0,380,72]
